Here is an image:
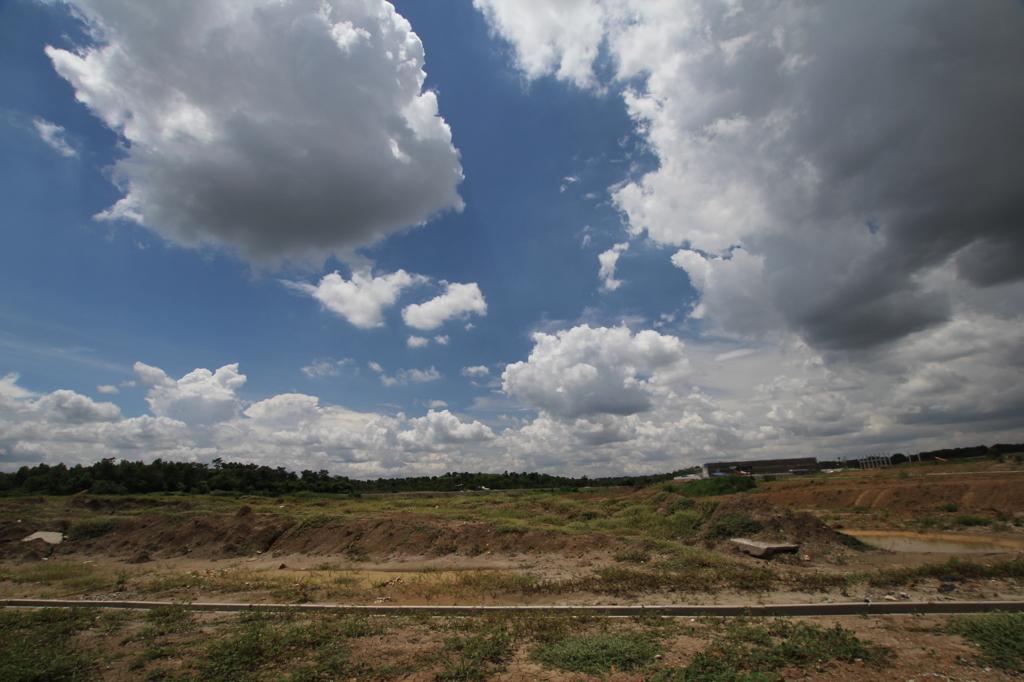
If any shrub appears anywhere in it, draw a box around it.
[66,517,117,541]
[954,515,992,527]
[665,510,705,538]
[705,514,764,541]
[936,503,959,513]
[835,533,874,551]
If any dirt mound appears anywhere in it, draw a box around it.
[8,512,623,562]
[700,494,860,556]
[59,513,294,560]
[272,514,621,559]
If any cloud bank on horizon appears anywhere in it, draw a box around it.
[1,0,1023,477]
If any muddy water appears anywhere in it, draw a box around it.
[846,530,1024,553]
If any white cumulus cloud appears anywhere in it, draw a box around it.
[48,0,464,261]
[597,242,629,291]
[287,269,426,329]
[145,364,246,426]
[502,324,690,420]
[402,282,487,330]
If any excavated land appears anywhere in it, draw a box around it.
[3,463,1024,681]
[755,465,1024,518]
[2,461,1023,609]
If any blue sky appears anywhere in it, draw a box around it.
[2,0,1024,478]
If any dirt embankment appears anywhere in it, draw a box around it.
[0,507,623,564]
[755,471,1024,514]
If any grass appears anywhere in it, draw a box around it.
[648,618,892,682]
[436,629,513,681]
[3,561,113,593]
[947,611,1024,670]
[0,607,100,682]
[614,548,653,563]
[677,475,757,498]
[867,557,1024,587]
[532,634,661,675]
[192,610,391,681]
[65,517,118,541]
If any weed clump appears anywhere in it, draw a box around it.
[649,618,891,682]
[533,634,661,675]
[947,611,1024,670]
[437,630,513,681]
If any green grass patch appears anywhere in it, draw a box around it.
[678,475,757,498]
[614,549,652,564]
[867,557,1024,587]
[704,513,763,542]
[954,515,992,527]
[533,634,661,675]
[650,618,891,682]
[437,629,514,681]
[947,612,1024,670]
[0,607,100,682]
[65,517,118,541]
[293,513,339,534]
[6,561,112,593]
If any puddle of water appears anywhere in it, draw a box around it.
[847,531,1023,554]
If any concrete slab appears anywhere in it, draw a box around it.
[22,531,64,545]
[731,538,798,559]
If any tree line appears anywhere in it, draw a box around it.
[0,457,691,497]
[817,443,1024,469]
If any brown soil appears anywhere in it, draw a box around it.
[0,512,623,564]
[756,464,1024,516]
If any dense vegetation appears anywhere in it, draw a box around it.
[818,442,1024,469]
[3,440,1019,497]
[0,457,693,497]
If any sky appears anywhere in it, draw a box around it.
[2,0,1024,479]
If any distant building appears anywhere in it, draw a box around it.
[701,457,818,478]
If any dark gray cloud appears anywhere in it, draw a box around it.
[481,0,1024,352]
